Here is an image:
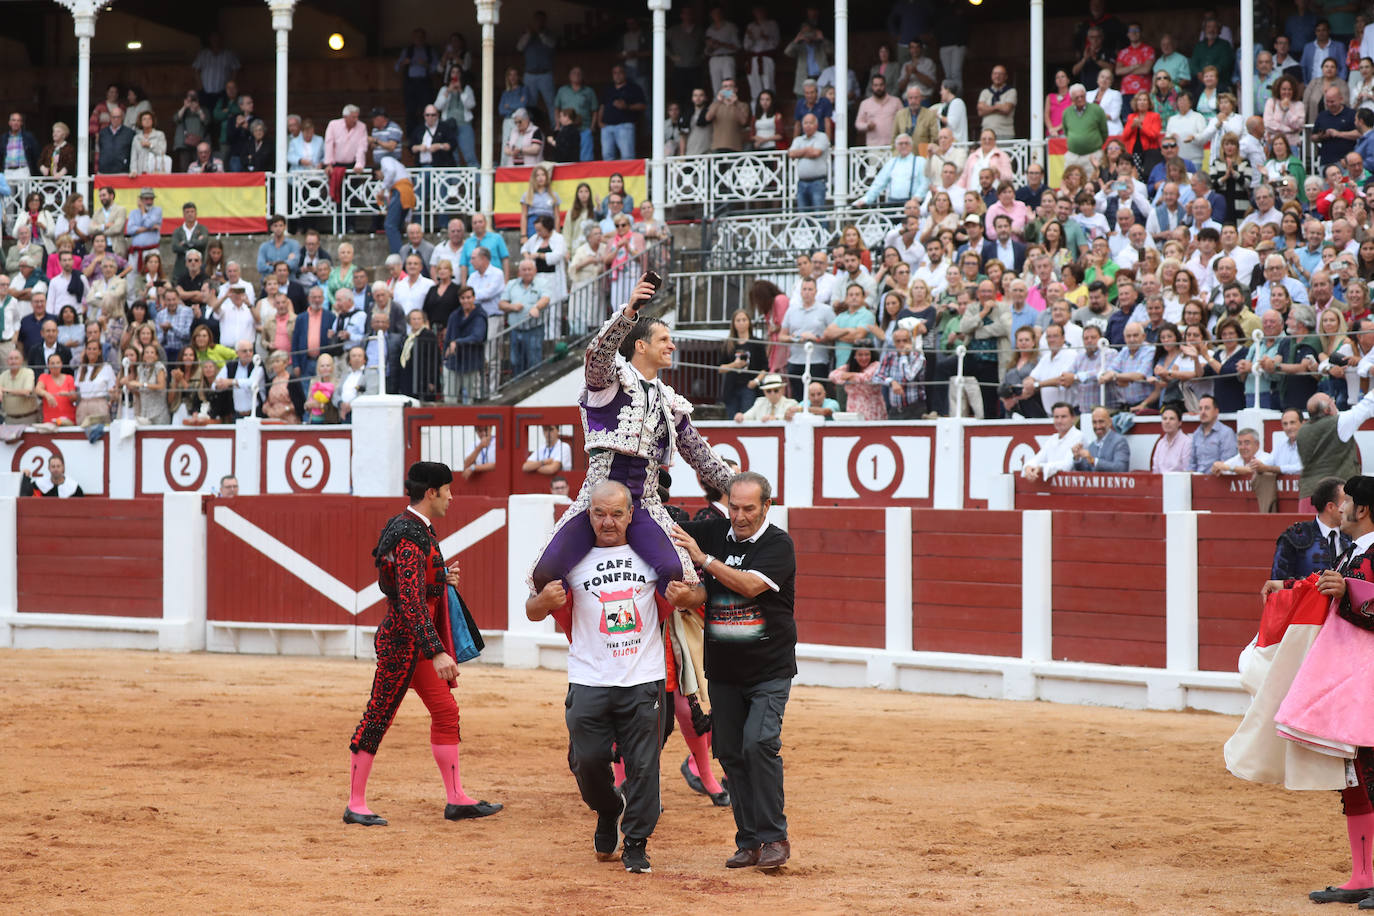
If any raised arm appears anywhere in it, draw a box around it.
[584,277,657,390]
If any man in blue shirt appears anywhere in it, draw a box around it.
[458,212,509,282]
[125,188,163,272]
[1190,395,1237,473]
[1313,85,1358,167]
[518,13,557,120]
[395,29,438,132]
[256,214,302,277]
[1355,109,1374,174]
[792,79,834,138]
[368,108,404,166]
[858,133,927,207]
[499,258,550,378]
[96,106,134,174]
[444,286,487,404]
[598,64,647,160]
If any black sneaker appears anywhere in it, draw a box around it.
[621,836,651,874]
[594,794,624,862]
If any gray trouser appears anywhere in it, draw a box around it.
[565,680,664,840]
[710,676,791,847]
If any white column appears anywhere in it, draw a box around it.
[1240,0,1255,118]
[67,0,98,204]
[1021,509,1053,662]
[884,507,913,653]
[269,1,296,214]
[932,417,965,509]
[349,394,411,496]
[1161,472,1193,512]
[0,494,16,644]
[1165,511,1199,672]
[648,0,670,205]
[233,416,263,495]
[832,0,849,204]
[505,494,559,668]
[1029,0,1045,161]
[161,492,207,652]
[476,0,501,213]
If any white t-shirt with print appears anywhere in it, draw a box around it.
[566,544,664,688]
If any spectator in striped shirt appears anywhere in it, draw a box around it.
[872,325,925,418]
[1099,320,1157,410]
[155,287,193,355]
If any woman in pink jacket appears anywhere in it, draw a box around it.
[960,128,1014,188]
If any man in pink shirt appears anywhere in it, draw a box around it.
[853,75,902,147]
[324,103,369,201]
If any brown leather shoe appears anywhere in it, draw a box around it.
[756,840,790,870]
[725,846,761,868]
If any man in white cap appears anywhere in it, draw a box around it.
[734,373,800,422]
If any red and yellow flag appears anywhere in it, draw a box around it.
[493,159,647,229]
[1046,137,1068,188]
[93,173,268,234]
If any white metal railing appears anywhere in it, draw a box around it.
[3,176,75,235]
[708,205,906,265]
[665,140,1039,212]
[0,170,481,239]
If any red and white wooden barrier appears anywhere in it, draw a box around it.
[2,396,1346,714]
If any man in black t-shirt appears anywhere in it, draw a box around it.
[671,470,796,872]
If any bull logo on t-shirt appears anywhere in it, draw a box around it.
[598,587,641,636]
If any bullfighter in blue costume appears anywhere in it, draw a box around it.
[1271,476,1353,581]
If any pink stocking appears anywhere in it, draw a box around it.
[348,750,376,815]
[675,692,723,795]
[432,743,478,806]
[612,758,626,788]
[1341,812,1374,890]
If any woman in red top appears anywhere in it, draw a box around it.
[1121,90,1163,180]
[35,353,77,425]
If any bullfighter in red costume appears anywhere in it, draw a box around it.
[344,460,501,826]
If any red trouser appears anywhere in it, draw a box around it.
[350,609,460,753]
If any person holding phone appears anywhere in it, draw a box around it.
[719,307,768,417]
[529,272,734,598]
[705,77,751,152]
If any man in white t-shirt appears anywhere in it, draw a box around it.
[1021,401,1085,480]
[523,423,573,474]
[526,481,703,875]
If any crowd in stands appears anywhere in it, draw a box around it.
[706,0,1374,457]
[0,160,669,428]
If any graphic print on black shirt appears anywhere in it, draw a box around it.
[682,518,798,686]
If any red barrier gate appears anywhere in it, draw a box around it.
[405,405,588,499]
[1015,471,1162,511]
[1052,511,1166,667]
[1197,513,1299,672]
[17,498,163,617]
[1192,475,1303,513]
[912,509,1022,656]
[206,495,509,633]
[789,508,886,648]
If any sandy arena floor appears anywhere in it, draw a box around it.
[0,649,1347,914]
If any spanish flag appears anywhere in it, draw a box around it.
[493,159,647,230]
[93,173,268,234]
[1046,137,1068,188]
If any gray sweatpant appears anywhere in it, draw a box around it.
[565,680,665,840]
